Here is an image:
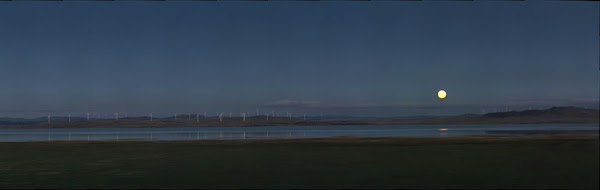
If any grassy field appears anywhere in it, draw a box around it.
[0,135,598,189]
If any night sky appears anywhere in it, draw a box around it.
[0,1,598,118]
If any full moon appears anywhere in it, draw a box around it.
[438,90,447,99]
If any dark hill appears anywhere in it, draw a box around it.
[484,106,598,119]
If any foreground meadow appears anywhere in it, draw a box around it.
[0,134,598,189]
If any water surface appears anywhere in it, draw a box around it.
[0,123,597,142]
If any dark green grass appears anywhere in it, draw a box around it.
[0,135,598,189]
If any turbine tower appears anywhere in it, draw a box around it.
[150,113,153,121]
[242,112,246,121]
[115,112,119,121]
[219,112,224,122]
[47,115,51,123]
[87,112,90,121]
[68,114,71,123]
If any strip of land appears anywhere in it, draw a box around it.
[0,134,597,189]
[1,106,598,128]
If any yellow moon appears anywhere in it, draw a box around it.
[438,90,447,99]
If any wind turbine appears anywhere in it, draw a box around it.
[47,115,51,123]
[242,112,246,121]
[115,112,119,121]
[219,112,224,122]
[150,113,153,121]
[68,114,71,123]
[87,112,90,121]
[266,113,269,121]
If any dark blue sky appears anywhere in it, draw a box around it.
[0,1,598,118]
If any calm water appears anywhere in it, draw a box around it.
[0,123,597,142]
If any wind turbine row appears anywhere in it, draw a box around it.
[41,110,315,124]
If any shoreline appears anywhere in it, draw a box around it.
[2,133,597,144]
[0,120,598,129]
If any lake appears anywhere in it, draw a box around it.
[0,123,597,142]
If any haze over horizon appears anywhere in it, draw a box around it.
[0,1,598,118]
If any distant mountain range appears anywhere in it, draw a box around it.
[413,106,598,125]
[0,106,597,128]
